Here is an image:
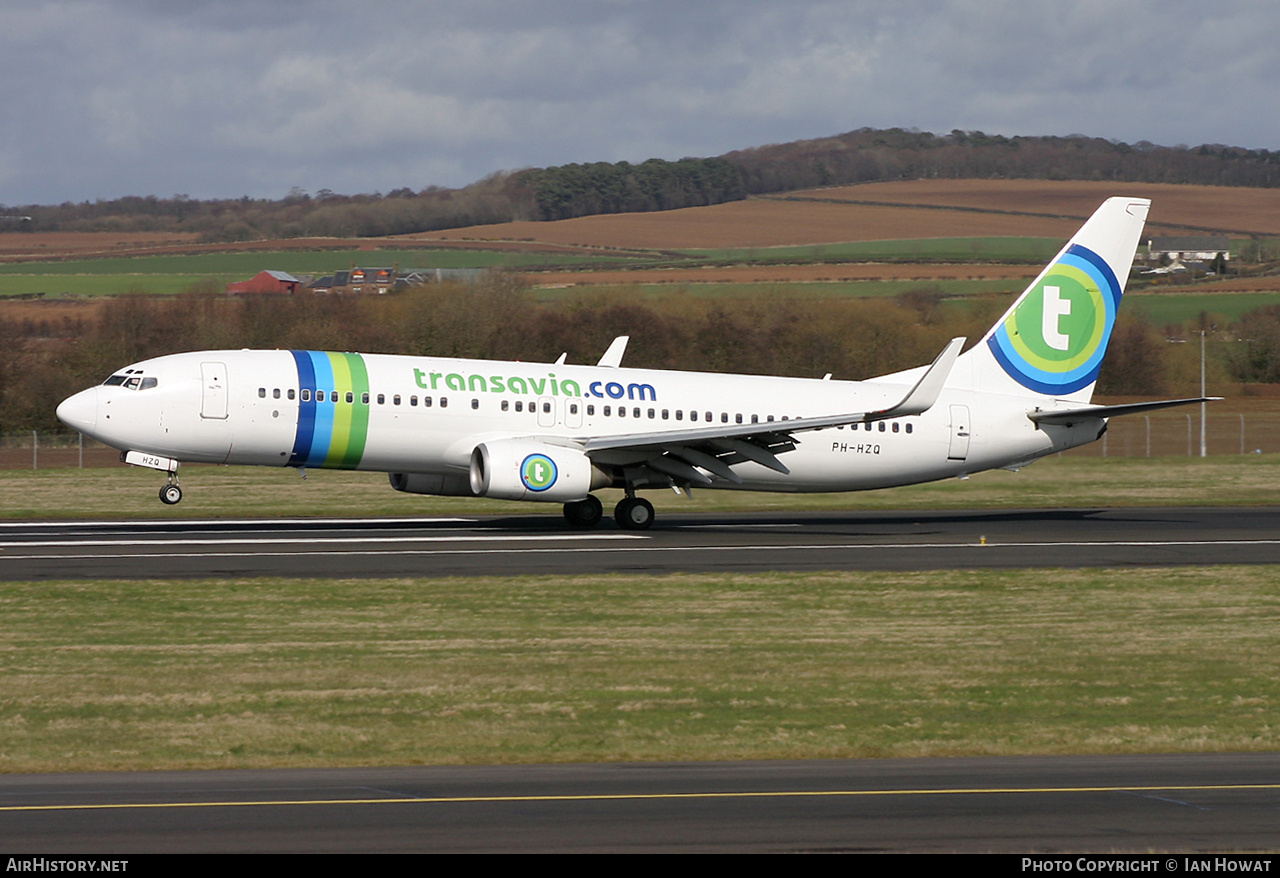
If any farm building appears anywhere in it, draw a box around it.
[308,266,490,293]
[1147,237,1230,264]
[225,270,301,294]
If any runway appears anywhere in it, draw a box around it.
[2,506,1279,580]
[2,753,1279,852]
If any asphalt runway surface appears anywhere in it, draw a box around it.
[2,505,1279,580]
[2,754,1279,853]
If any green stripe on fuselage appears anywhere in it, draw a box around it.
[320,352,370,469]
[342,353,370,468]
[324,353,353,466]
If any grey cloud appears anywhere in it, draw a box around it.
[2,0,1278,205]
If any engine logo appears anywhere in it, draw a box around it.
[520,453,559,492]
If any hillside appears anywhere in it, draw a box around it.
[402,180,1280,250]
[6,128,1280,243]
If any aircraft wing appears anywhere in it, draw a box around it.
[573,337,965,483]
[1028,396,1221,426]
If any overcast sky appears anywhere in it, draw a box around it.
[3,0,1277,206]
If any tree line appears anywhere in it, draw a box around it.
[1,277,1255,435]
[8,129,1280,242]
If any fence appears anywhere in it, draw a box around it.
[1,431,120,469]
[1064,408,1280,458]
[4,408,1278,471]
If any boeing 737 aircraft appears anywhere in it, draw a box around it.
[56,197,1211,529]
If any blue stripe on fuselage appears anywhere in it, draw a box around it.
[304,352,336,467]
[288,350,316,466]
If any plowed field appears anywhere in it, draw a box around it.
[403,181,1280,251]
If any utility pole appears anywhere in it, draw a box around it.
[1200,330,1207,458]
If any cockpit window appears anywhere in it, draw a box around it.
[103,374,158,390]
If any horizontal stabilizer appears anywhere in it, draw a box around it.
[1029,397,1221,426]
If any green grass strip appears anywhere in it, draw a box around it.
[1,567,1276,771]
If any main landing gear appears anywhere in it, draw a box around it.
[563,495,603,528]
[561,493,655,530]
[614,496,654,530]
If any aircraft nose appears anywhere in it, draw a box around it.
[56,387,99,433]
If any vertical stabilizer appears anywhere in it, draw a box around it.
[957,197,1150,403]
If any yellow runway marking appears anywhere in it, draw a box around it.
[4,782,1277,813]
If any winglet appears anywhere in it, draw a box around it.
[597,336,629,368]
[869,337,965,420]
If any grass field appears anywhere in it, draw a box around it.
[680,236,1067,265]
[2,566,1276,771]
[3,454,1280,519]
[1126,291,1280,326]
[0,248,650,298]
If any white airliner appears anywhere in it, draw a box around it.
[56,197,1211,529]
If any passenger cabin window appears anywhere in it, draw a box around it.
[273,388,281,399]
[302,389,311,402]
[258,387,266,398]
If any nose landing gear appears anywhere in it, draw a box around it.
[121,451,184,506]
[159,470,182,505]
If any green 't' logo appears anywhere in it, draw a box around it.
[521,453,558,492]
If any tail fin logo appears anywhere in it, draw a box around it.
[987,243,1122,395]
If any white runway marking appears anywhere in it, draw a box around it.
[5,537,1280,563]
[0,533,646,549]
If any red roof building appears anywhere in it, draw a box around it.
[226,270,301,295]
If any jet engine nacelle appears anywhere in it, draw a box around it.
[388,471,475,497]
[469,439,609,502]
